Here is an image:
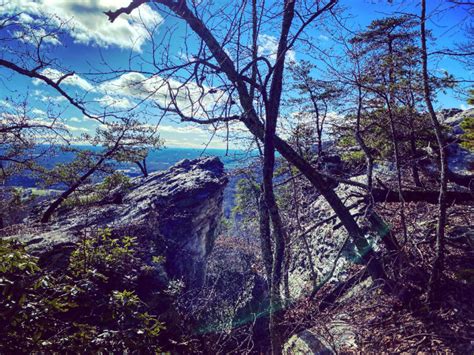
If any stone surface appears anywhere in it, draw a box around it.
[7,157,228,289]
[441,107,471,134]
[284,314,358,354]
[284,330,334,354]
[287,175,371,300]
[442,108,474,175]
[288,108,474,300]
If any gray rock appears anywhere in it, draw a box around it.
[440,108,474,175]
[284,314,358,354]
[284,329,334,354]
[441,108,472,133]
[7,157,228,289]
[287,175,373,300]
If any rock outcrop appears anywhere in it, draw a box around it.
[441,107,471,135]
[285,109,474,353]
[443,108,474,175]
[288,108,474,300]
[283,313,359,354]
[7,157,228,289]
[287,176,371,300]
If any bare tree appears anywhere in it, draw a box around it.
[420,0,448,304]
[0,10,162,223]
[105,0,388,278]
[105,2,393,351]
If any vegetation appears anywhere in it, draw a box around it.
[59,172,132,208]
[0,0,473,353]
[0,228,166,353]
[460,114,474,152]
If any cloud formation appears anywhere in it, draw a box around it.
[258,34,296,64]
[2,0,163,51]
[33,68,94,91]
[99,72,225,117]
[32,68,224,117]
[97,95,134,109]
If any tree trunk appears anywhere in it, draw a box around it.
[386,104,409,244]
[267,131,389,285]
[258,194,273,281]
[132,0,388,288]
[41,152,112,223]
[420,0,448,303]
[386,37,408,244]
[355,84,375,194]
[370,188,472,205]
[262,125,286,355]
[409,120,423,187]
[136,159,148,177]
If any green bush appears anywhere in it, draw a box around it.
[98,172,133,193]
[0,228,166,353]
[341,150,366,164]
[61,172,132,208]
[460,115,474,152]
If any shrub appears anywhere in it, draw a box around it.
[460,115,474,152]
[61,172,132,208]
[0,228,166,353]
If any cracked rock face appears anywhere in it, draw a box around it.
[287,175,380,301]
[9,157,228,289]
[443,108,474,175]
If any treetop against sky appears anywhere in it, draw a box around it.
[0,0,472,149]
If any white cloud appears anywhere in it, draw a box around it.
[1,112,90,135]
[99,72,225,116]
[33,68,94,91]
[159,124,208,136]
[2,0,163,51]
[18,13,34,23]
[41,95,67,103]
[64,124,90,132]
[31,108,46,116]
[13,27,61,45]
[164,138,229,149]
[0,99,14,110]
[258,34,296,64]
[97,95,134,109]
[158,122,247,149]
[68,117,83,123]
[318,34,329,41]
[33,89,68,103]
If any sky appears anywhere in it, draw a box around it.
[0,0,472,149]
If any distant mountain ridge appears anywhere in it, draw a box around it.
[6,146,256,188]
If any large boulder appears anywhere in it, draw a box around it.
[5,157,228,289]
[283,313,358,354]
[442,108,474,175]
[441,107,471,135]
[287,176,372,300]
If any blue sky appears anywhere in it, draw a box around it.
[0,0,472,149]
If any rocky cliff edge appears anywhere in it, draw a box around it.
[6,157,228,289]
